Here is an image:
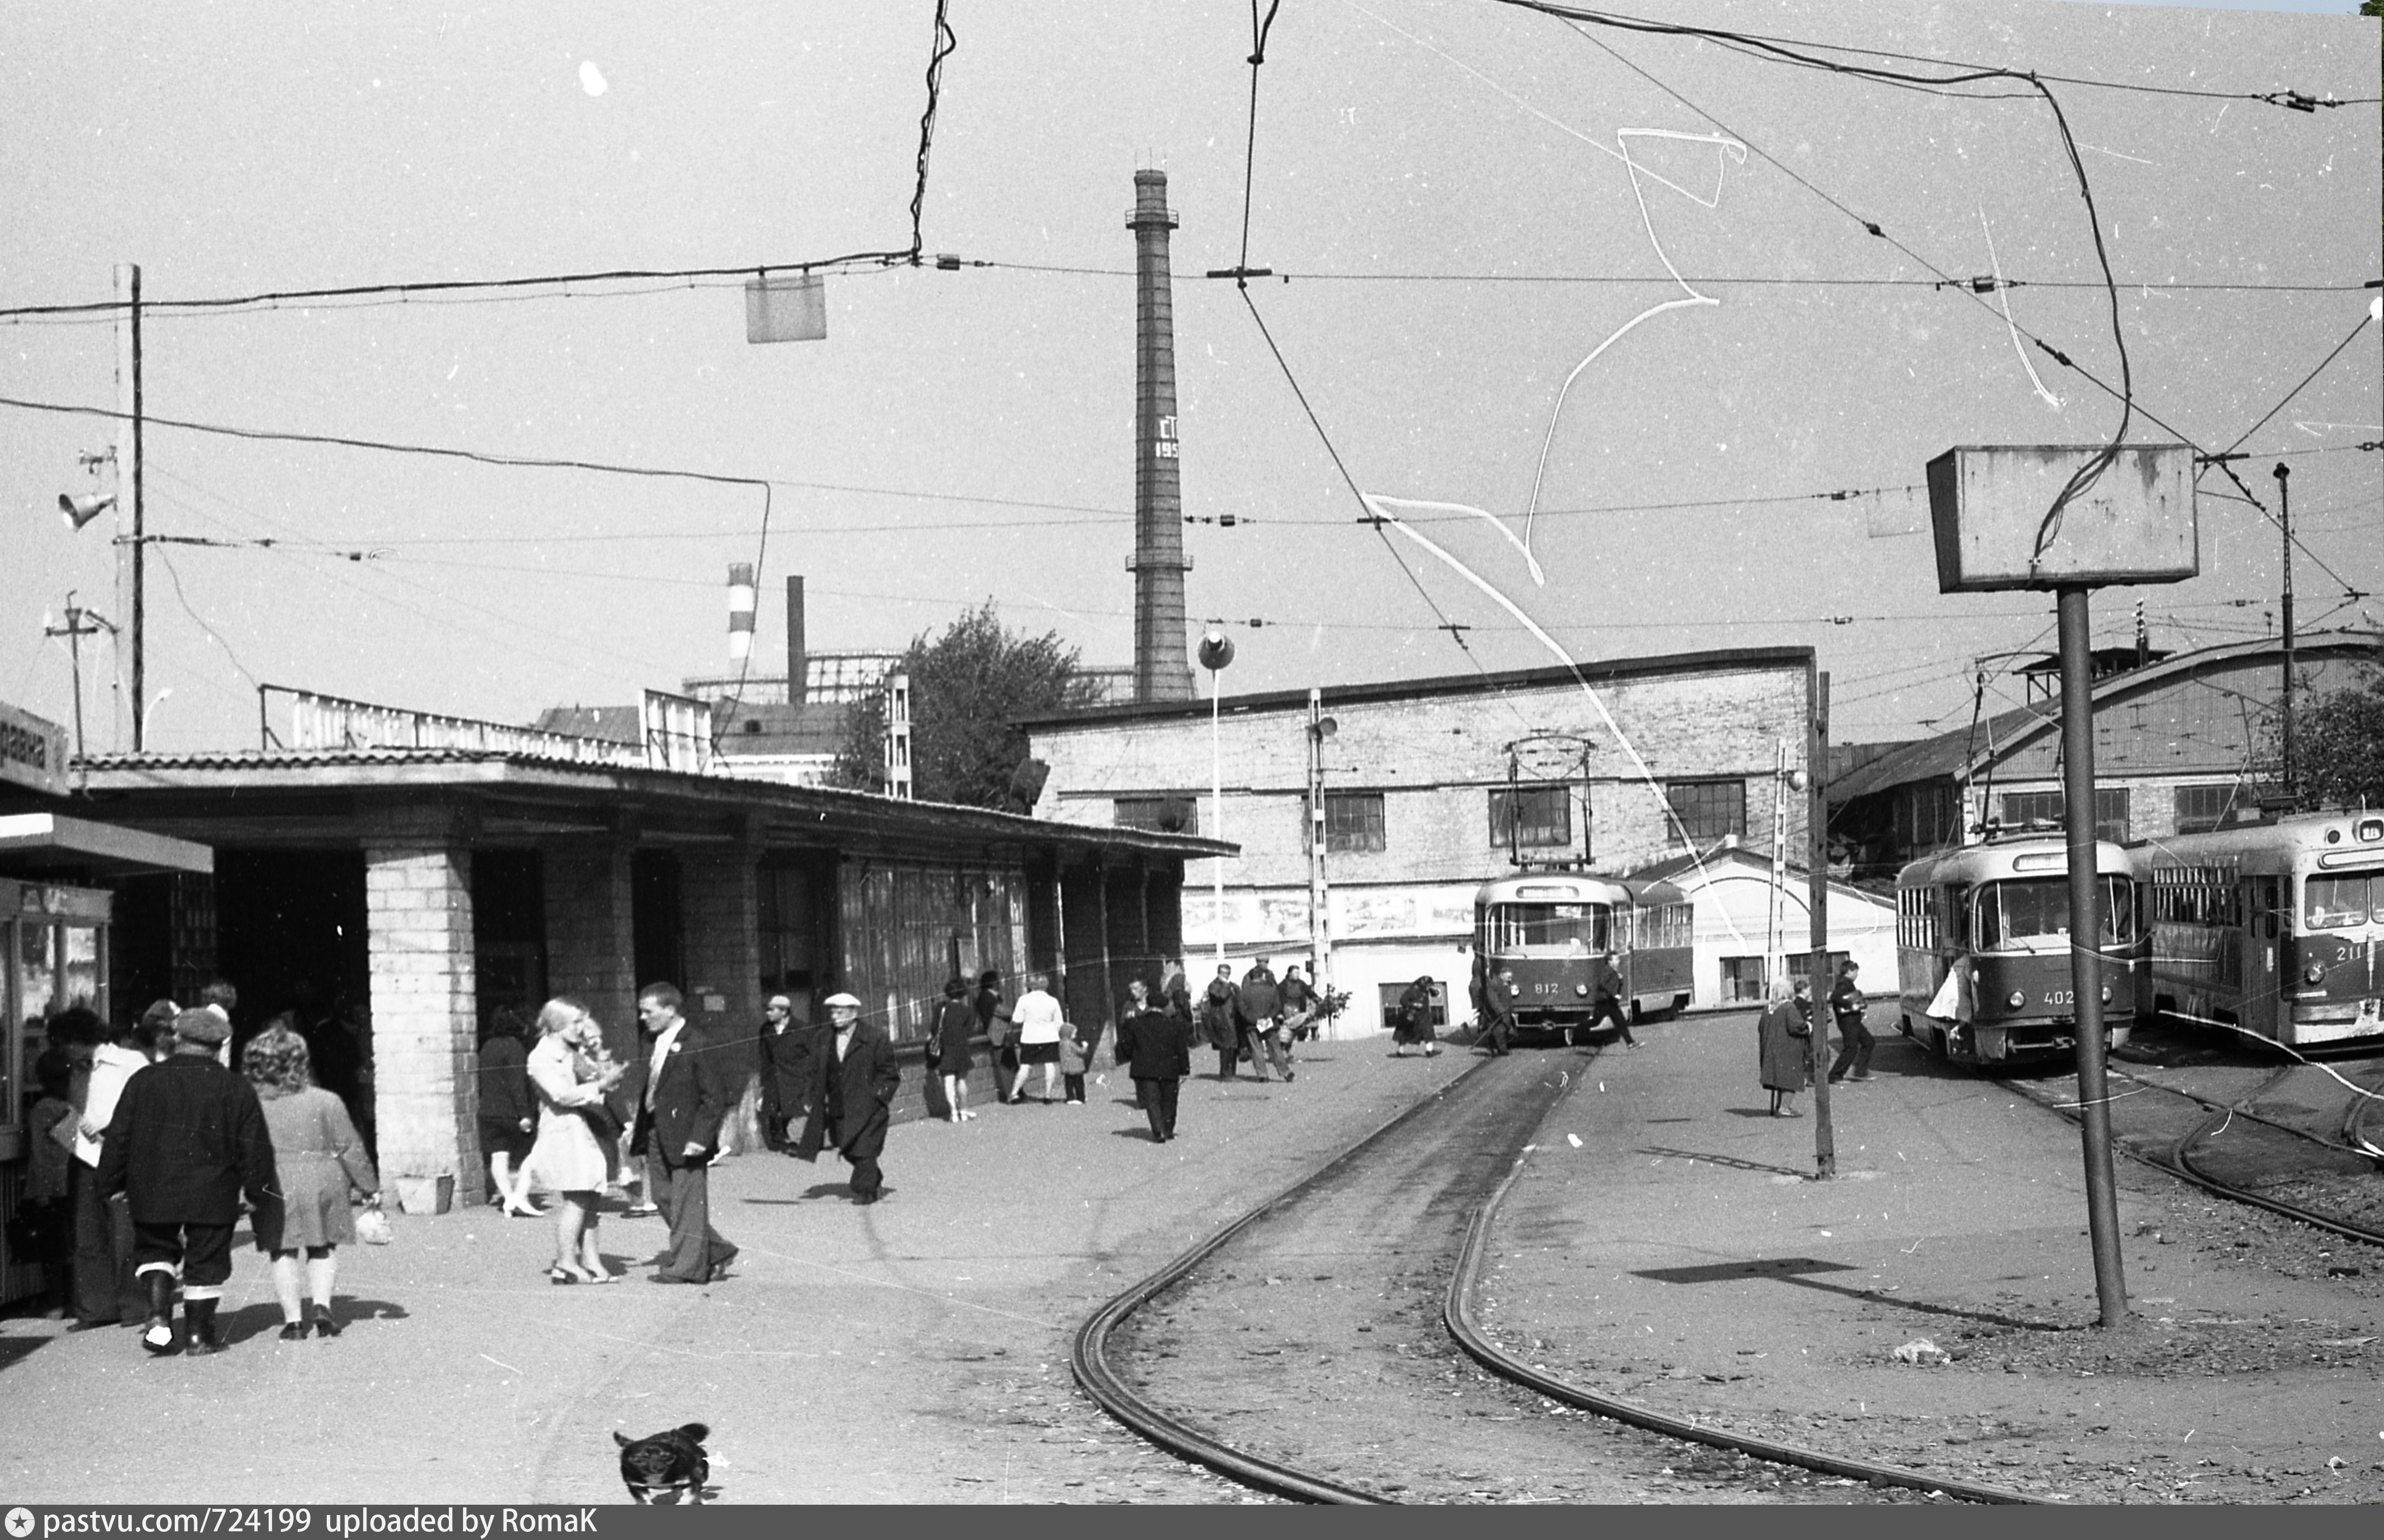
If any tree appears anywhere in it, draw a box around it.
[2294,664,2384,807]
[832,603,1105,810]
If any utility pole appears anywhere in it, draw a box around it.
[2275,462,2295,803]
[2059,586,2129,1326]
[117,263,145,751]
[45,595,117,775]
[1307,687,1334,1008]
[1807,669,1835,1180]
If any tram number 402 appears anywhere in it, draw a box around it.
[2041,990,2074,1007]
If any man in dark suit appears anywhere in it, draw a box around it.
[796,992,901,1204]
[1114,979,1193,1143]
[624,983,739,1285]
[754,994,815,1153]
[97,1008,278,1356]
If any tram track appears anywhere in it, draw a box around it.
[1999,1049,2384,1247]
[1073,1050,2031,1505]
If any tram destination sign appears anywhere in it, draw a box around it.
[0,700,70,797]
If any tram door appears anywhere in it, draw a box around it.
[2246,876,2282,1040]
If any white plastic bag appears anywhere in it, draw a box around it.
[354,1207,394,1246]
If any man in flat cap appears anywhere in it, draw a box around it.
[796,993,901,1204]
[97,1008,278,1356]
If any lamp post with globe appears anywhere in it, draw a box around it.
[1197,629,1235,969]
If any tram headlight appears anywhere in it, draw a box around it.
[2304,961,2326,985]
[2006,989,2027,1009]
[2100,985,2112,1005]
[1574,983,1590,997]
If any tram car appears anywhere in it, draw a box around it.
[1893,834,2144,1066]
[1470,872,1693,1043]
[2137,809,2384,1048]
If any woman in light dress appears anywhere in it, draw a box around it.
[524,997,626,1284]
[243,1020,381,1339]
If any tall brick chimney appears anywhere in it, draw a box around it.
[785,575,807,704]
[1128,169,1195,703]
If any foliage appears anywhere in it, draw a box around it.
[2294,664,2384,808]
[832,602,1104,810]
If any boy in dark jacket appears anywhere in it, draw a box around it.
[97,1009,278,1356]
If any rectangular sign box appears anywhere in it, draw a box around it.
[1928,444,2198,592]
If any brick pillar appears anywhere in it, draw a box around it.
[543,840,637,1063]
[681,840,763,1148]
[365,842,477,1209]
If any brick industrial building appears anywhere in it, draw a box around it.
[4,711,1222,1214]
[1023,648,1836,1029]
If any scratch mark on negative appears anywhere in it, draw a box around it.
[1981,206,2062,411]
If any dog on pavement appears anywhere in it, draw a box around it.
[613,1422,711,1504]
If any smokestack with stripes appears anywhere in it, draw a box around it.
[1127,169,1196,703]
[727,562,757,663]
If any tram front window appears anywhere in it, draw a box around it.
[1487,903,1609,952]
[1970,877,2133,950]
[2304,872,2381,930]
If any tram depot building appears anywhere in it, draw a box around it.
[1022,646,1878,1024]
[0,705,1221,1251]
[1827,631,2384,880]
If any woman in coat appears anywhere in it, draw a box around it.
[244,1021,381,1339]
[931,977,977,1122]
[478,1007,540,1216]
[1392,977,1441,1056]
[1200,965,1241,1080]
[525,997,627,1283]
[1758,980,1815,1117]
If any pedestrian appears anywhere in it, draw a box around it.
[242,1022,381,1340]
[1825,961,1875,1083]
[1479,965,1518,1057]
[22,1049,77,1318]
[1115,979,1192,1143]
[930,978,978,1121]
[1238,958,1293,1082]
[1010,978,1066,1105]
[199,977,239,1068]
[524,997,626,1284]
[1392,977,1441,1057]
[96,1007,278,1357]
[1057,994,1100,1106]
[1759,979,1815,1117]
[478,1007,540,1217]
[755,993,813,1150]
[300,986,366,1133]
[1278,965,1318,1044]
[797,992,901,1204]
[67,1004,166,1330]
[625,983,739,1285]
[977,969,1018,1104]
[1162,962,1194,1026]
[1201,964,1241,1080]
[1588,971,1638,1048]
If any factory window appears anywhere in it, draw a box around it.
[1488,786,1571,849]
[1114,796,1200,836]
[2172,784,2241,835]
[1664,780,1746,845]
[1324,792,1386,853]
[1999,788,2131,844]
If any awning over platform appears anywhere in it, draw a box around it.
[0,812,213,877]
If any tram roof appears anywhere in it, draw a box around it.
[1897,836,2138,885]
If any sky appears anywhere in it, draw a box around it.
[3,0,2377,757]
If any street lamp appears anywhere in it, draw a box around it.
[1198,629,1234,968]
[1306,690,1337,1010]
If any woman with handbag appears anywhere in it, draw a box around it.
[525,998,627,1283]
[243,1019,381,1339]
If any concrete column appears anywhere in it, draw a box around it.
[680,839,763,1149]
[364,842,477,1209]
[543,840,637,1063]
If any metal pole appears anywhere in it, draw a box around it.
[2275,462,2294,803]
[1212,673,1225,970]
[1806,666,1836,1179]
[1308,687,1330,1004]
[2057,585,2129,1327]
[117,263,144,752]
